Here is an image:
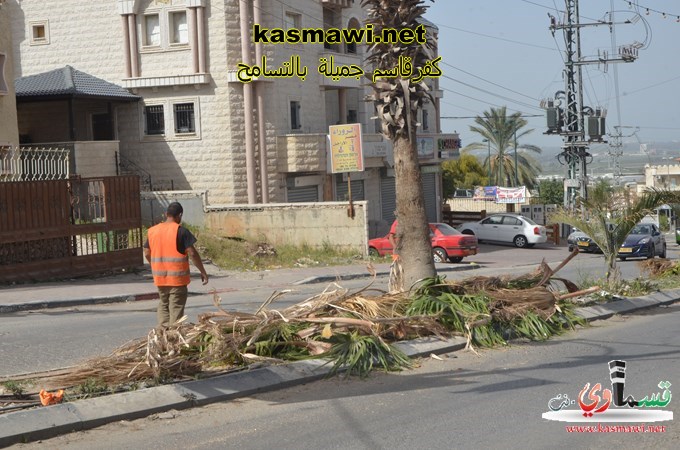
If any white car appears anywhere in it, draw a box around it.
[457,213,548,248]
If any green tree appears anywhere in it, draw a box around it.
[442,154,488,199]
[537,179,563,205]
[589,178,615,204]
[364,0,436,287]
[550,188,680,286]
[464,107,542,188]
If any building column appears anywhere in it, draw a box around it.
[122,16,132,78]
[197,6,206,73]
[127,14,139,77]
[253,0,268,202]
[188,7,199,73]
[240,0,256,204]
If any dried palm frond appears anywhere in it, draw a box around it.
[639,258,679,277]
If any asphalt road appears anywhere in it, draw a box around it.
[18,303,679,450]
[2,241,678,377]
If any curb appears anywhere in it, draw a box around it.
[1,290,678,446]
[0,336,466,448]
[0,291,202,315]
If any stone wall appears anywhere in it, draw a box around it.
[141,190,206,227]
[205,201,369,254]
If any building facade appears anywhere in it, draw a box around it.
[8,0,456,237]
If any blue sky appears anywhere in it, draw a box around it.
[425,0,680,150]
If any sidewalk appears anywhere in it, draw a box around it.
[2,288,679,447]
[0,261,481,314]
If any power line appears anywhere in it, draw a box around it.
[431,22,555,51]
[440,61,540,102]
[441,74,543,112]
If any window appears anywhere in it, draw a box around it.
[284,12,301,30]
[290,101,301,130]
[0,53,7,95]
[144,14,161,46]
[140,98,201,141]
[422,109,429,131]
[174,103,195,134]
[29,20,49,45]
[170,11,188,45]
[145,105,165,135]
[503,217,522,226]
[347,109,357,124]
[483,216,503,225]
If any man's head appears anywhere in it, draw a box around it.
[166,202,184,223]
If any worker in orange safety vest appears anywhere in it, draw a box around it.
[144,202,208,327]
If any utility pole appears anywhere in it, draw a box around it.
[542,0,640,211]
[608,125,639,185]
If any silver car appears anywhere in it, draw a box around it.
[458,213,548,248]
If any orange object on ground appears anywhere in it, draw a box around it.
[39,389,64,406]
[391,254,400,261]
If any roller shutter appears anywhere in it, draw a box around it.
[287,185,319,202]
[422,172,437,222]
[335,177,365,201]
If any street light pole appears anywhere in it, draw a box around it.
[483,139,491,184]
[514,130,518,187]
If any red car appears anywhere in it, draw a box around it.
[368,223,478,263]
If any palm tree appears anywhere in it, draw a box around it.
[550,187,680,286]
[363,0,437,287]
[463,107,542,188]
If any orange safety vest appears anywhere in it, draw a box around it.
[147,222,191,287]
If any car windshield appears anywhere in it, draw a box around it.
[434,223,461,236]
[630,225,651,235]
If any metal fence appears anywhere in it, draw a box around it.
[0,146,70,182]
[0,176,143,282]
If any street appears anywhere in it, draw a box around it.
[15,303,679,449]
[2,241,679,378]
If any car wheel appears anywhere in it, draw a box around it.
[619,256,626,261]
[432,247,448,263]
[661,244,667,258]
[513,235,528,248]
[647,245,655,259]
[368,247,380,258]
[448,256,463,263]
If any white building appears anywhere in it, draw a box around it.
[8,0,456,237]
[643,164,680,192]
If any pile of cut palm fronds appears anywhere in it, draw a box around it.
[12,253,588,391]
[639,258,680,277]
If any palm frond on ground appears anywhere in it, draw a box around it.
[4,254,591,395]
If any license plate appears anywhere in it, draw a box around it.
[577,241,589,247]
[619,247,632,253]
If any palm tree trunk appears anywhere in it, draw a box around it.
[604,254,620,287]
[393,135,436,287]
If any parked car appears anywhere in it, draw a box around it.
[618,223,666,260]
[368,223,478,263]
[676,226,680,244]
[457,213,547,248]
[567,227,600,253]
